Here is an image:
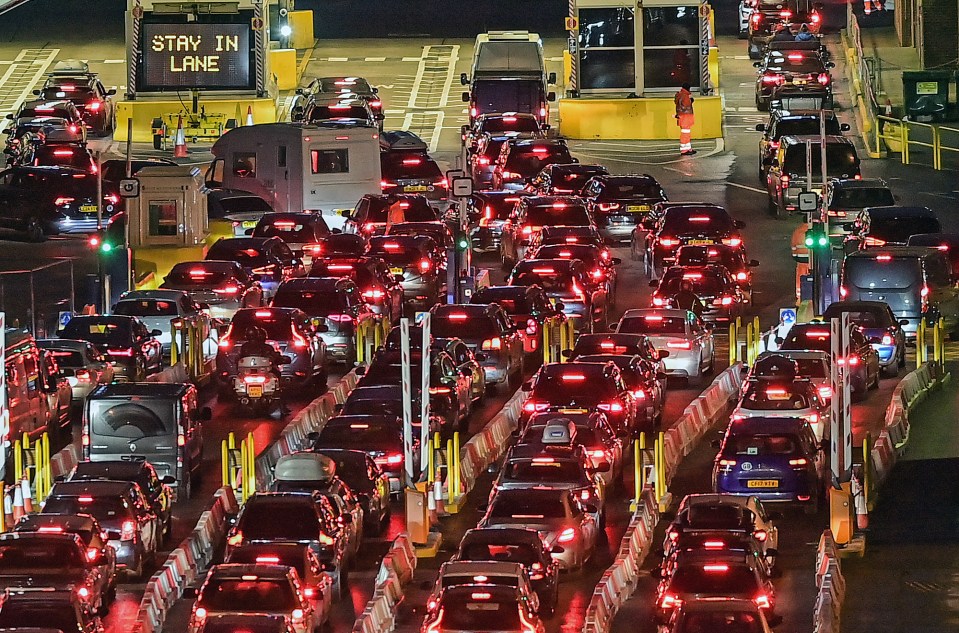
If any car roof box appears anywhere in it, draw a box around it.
[380,130,427,151]
[273,453,336,482]
[752,353,799,380]
[51,60,91,76]
[541,418,577,445]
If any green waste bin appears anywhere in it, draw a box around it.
[902,70,952,122]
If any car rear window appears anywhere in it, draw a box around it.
[0,540,84,569]
[200,577,297,611]
[488,494,566,519]
[44,349,86,367]
[482,116,540,134]
[660,272,727,295]
[206,242,269,266]
[600,180,661,198]
[766,54,824,73]
[617,315,687,335]
[573,338,644,356]
[166,264,235,287]
[60,318,133,346]
[472,289,531,314]
[0,603,82,633]
[240,502,320,541]
[254,217,328,242]
[868,216,941,243]
[822,308,890,328]
[441,574,519,588]
[431,313,498,339]
[33,146,94,170]
[363,199,438,223]
[227,548,305,577]
[662,209,734,233]
[792,358,827,377]
[536,245,601,267]
[685,504,750,529]
[382,153,442,179]
[89,398,176,438]
[460,541,539,565]
[229,311,295,341]
[504,459,587,484]
[367,242,427,266]
[782,143,859,177]
[678,610,765,633]
[741,385,810,410]
[830,187,894,209]
[114,299,179,317]
[780,327,830,351]
[318,423,399,451]
[506,146,573,173]
[440,598,520,630]
[533,371,617,400]
[525,203,591,227]
[775,117,842,139]
[551,168,605,191]
[510,268,575,292]
[844,257,922,290]
[309,105,370,121]
[39,85,96,100]
[669,564,759,594]
[730,433,800,455]
[272,289,347,316]
[43,496,134,524]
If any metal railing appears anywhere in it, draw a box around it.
[875,115,959,170]
[0,258,80,337]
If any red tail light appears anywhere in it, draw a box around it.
[839,286,848,298]
[523,400,548,413]
[54,197,75,206]
[305,244,323,256]
[435,178,449,189]
[780,174,790,187]
[194,607,207,621]
[86,547,100,562]
[482,337,503,350]
[762,74,784,85]
[597,401,624,413]
[768,140,780,150]
[521,225,533,237]
[591,268,605,280]
[754,529,767,542]
[477,156,491,166]
[470,106,478,118]
[864,236,886,247]
[120,520,136,540]
[659,237,679,247]
[736,271,748,281]
[428,386,451,395]
[214,285,239,295]
[386,453,403,465]
[660,594,682,609]
[292,327,309,349]
[754,593,771,609]
[227,532,243,546]
[380,180,395,189]
[318,533,335,546]
[881,334,893,345]
[539,106,547,118]
[631,388,646,399]
[818,386,832,399]
[108,348,134,357]
[921,285,930,298]
[722,237,742,247]
[720,296,734,306]
[652,296,665,306]
[718,458,736,466]
[818,73,831,86]
[751,13,761,25]
[362,289,385,300]
[557,528,576,543]
[789,457,808,466]
[88,100,102,112]
[105,194,119,205]
[243,375,268,384]
[810,11,821,23]
[597,202,620,211]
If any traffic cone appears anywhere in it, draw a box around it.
[173,115,188,158]
[11,485,23,523]
[20,477,32,514]
[245,105,254,126]
[3,487,14,526]
[852,471,869,531]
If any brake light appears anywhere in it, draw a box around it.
[591,268,605,280]
[303,587,315,598]
[597,203,620,211]
[177,433,186,447]
[428,386,451,395]
[107,348,134,357]
[631,388,646,399]
[789,458,808,466]
[780,174,790,187]
[318,533,335,546]
[291,608,305,622]
[551,201,567,209]
[75,369,91,382]
[810,11,821,23]
[387,453,403,465]
[470,107,478,118]
[703,564,729,572]
[435,178,448,189]
[818,73,831,86]
[805,413,820,423]
[736,271,748,281]
[818,386,832,399]
[839,286,848,298]
[768,140,780,150]
[718,459,737,466]
[481,337,502,350]
[447,312,468,320]
[598,401,624,413]
[754,594,771,609]
[765,388,787,395]
[255,555,281,564]
[660,594,682,609]
[380,180,395,189]
[305,244,323,256]
[787,53,804,61]
[864,236,886,247]
[590,449,607,459]
[363,289,385,300]
[762,74,784,85]
[105,194,119,205]
[531,147,549,154]
[751,12,761,25]
[521,225,533,237]
[722,237,742,247]
[53,149,74,156]
[37,526,64,533]
[659,237,678,247]
[477,156,491,166]
[557,528,576,543]
[54,196,75,206]
[667,341,691,349]
[848,355,860,366]
[704,540,725,549]
[419,259,432,272]
[561,373,586,381]
[652,296,665,306]
[539,106,547,118]
[86,547,100,562]
[120,520,136,541]
[292,327,309,349]
[881,334,893,345]
[780,8,792,17]
[754,529,767,542]
[243,375,267,384]
[523,401,549,413]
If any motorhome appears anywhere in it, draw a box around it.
[207,122,382,231]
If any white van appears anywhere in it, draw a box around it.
[206,122,382,231]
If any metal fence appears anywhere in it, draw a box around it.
[0,258,82,338]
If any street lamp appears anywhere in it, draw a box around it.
[280,23,292,49]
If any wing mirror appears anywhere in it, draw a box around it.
[522,379,534,391]
[474,352,488,361]
[460,73,469,86]
[461,92,470,102]
[648,280,659,288]
[749,259,760,267]
[610,257,622,265]
[354,365,367,376]
[582,503,598,514]
[594,461,610,473]
[547,91,556,102]
[734,220,746,229]
[150,329,163,337]
[755,123,766,132]
[548,72,557,84]
[840,123,851,131]
[767,511,784,521]
[161,475,177,485]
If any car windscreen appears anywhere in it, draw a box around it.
[381,153,442,179]
[741,386,810,410]
[660,273,727,295]
[551,168,605,192]
[317,452,373,490]
[206,242,269,267]
[669,564,759,594]
[504,459,586,484]
[460,541,539,565]
[600,179,662,198]
[60,319,132,346]
[617,315,687,335]
[309,105,370,121]
[363,199,438,222]
[662,210,734,233]
[254,218,328,242]
[775,116,842,139]
[240,502,320,541]
[441,574,519,588]
[318,424,399,451]
[532,372,617,400]
[42,496,134,525]
[730,433,800,456]
[199,577,297,611]
[0,540,84,570]
[229,311,295,341]
[525,204,591,226]
[536,246,600,267]
[830,187,894,209]
[780,328,830,351]
[868,216,941,243]
[272,289,347,316]
[822,308,890,328]
[0,603,82,633]
[765,55,824,73]
[114,298,179,317]
[440,598,520,630]
[431,314,498,339]
[782,144,859,176]
[89,399,176,438]
[678,610,765,633]
[472,79,542,115]
[506,147,573,174]
[166,264,235,287]
[844,257,921,290]
[488,494,566,519]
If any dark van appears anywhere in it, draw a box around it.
[82,383,209,498]
[841,247,959,340]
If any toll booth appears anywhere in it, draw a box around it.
[118,0,283,142]
[129,165,210,290]
[559,0,723,140]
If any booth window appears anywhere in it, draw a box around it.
[642,6,701,89]
[311,149,349,174]
[232,152,256,178]
[148,200,179,237]
[578,7,636,91]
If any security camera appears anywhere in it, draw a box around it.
[279,7,288,16]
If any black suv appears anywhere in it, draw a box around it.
[755,110,848,180]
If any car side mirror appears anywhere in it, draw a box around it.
[280,355,293,364]
[775,336,784,344]
[769,159,779,168]
[753,61,762,68]
[548,72,557,84]
[755,123,766,132]
[561,349,572,359]
[550,545,564,554]
[315,322,329,333]
[749,259,760,267]
[657,371,668,380]
[571,157,579,163]
[826,61,836,68]
[460,73,469,86]
[840,123,851,131]
[658,350,670,359]
[107,89,117,96]
[5,114,12,120]
[394,274,405,283]
[148,329,162,337]
[734,220,746,229]
[462,92,470,102]
[32,89,40,96]
[594,461,610,473]
[553,301,565,311]
[198,302,211,311]
[161,475,177,485]
[54,474,66,483]
[765,548,779,558]
[648,280,658,288]
[340,513,353,523]
[522,380,533,391]
[582,503,598,514]
[899,319,909,326]
[711,438,722,448]
[547,92,556,102]
[244,228,254,236]
[199,406,213,421]
[474,352,488,361]
[333,403,344,414]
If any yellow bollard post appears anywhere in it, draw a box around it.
[633,437,642,508]
[246,432,256,497]
[939,318,946,367]
[901,120,909,165]
[426,437,434,488]
[13,439,21,486]
[356,321,366,365]
[542,319,551,364]
[221,440,229,488]
[446,438,454,503]
[745,322,754,365]
[728,321,736,366]
[917,319,925,367]
[453,431,461,497]
[170,320,180,367]
[933,317,941,365]
[239,440,248,502]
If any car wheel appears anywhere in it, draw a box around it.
[898,349,906,368]
[24,216,45,243]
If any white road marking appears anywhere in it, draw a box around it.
[327,57,348,62]
[0,49,59,121]
[728,182,767,194]
[365,57,386,62]
[402,56,421,62]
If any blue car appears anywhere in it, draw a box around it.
[712,417,826,514]
[822,300,907,377]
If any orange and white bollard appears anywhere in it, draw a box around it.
[11,485,23,523]
[852,471,869,531]
[20,477,32,514]
[173,115,188,158]
[3,487,13,526]
[246,105,255,126]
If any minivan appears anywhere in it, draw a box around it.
[765,135,860,216]
[82,382,209,498]
[841,247,959,340]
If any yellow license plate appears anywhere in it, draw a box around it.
[80,205,98,213]
[391,267,405,275]
[405,185,428,192]
[247,385,262,398]
[794,80,807,85]
[688,239,713,245]
[747,479,779,488]
[560,408,588,414]
[627,205,650,213]
[242,220,257,228]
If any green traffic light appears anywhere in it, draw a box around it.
[818,236,829,247]
[804,236,814,247]
[101,242,112,253]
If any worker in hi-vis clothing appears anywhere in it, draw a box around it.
[674,83,696,156]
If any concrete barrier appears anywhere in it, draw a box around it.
[558,95,723,140]
[352,534,418,633]
[814,530,845,633]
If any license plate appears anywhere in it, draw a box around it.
[405,185,428,192]
[747,479,779,488]
[560,408,588,414]
[247,385,263,398]
[794,79,807,85]
[80,205,98,213]
[688,239,713,245]
[390,267,405,275]
[627,205,650,213]
[242,220,257,228]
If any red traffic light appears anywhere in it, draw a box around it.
[88,234,101,248]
